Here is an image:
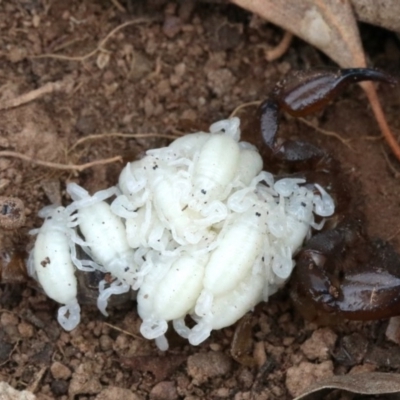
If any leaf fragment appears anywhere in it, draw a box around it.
[294,372,400,399]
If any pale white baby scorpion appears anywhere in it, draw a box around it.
[137,252,209,350]
[66,183,140,316]
[28,205,86,331]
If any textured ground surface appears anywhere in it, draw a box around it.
[1,1,400,399]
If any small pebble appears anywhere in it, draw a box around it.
[211,387,230,398]
[99,335,113,351]
[285,361,334,397]
[209,343,221,351]
[50,380,69,396]
[150,381,178,400]
[233,391,252,400]
[180,109,197,121]
[300,328,337,361]
[187,352,232,384]
[174,62,186,77]
[113,334,129,353]
[0,382,36,400]
[50,361,72,380]
[69,363,102,397]
[95,386,142,400]
[1,312,19,327]
[17,322,34,338]
[206,68,236,97]
[237,369,254,389]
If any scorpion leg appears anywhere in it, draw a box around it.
[260,68,396,161]
[291,218,400,322]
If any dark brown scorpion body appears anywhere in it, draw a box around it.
[252,68,400,322]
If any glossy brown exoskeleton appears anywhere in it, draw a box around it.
[256,68,400,322]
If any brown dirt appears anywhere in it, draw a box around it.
[1,1,400,399]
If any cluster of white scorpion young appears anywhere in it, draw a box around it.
[28,117,334,350]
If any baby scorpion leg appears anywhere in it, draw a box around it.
[260,68,396,161]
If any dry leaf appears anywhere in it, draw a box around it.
[294,372,400,399]
[231,0,365,67]
[352,0,400,34]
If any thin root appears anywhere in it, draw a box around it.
[0,78,74,110]
[0,151,122,172]
[298,117,355,151]
[30,18,156,62]
[109,0,126,12]
[229,101,261,118]
[360,81,400,162]
[27,366,47,393]
[381,145,400,178]
[103,322,143,340]
[264,31,293,62]
[68,132,181,153]
[52,36,89,53]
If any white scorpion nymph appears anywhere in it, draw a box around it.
[28,206,83,331]
[30,117,335,349]
[66,183,140,316]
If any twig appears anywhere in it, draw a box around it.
[30,18,155,62]
[0,151,122,171]
[103,322,143,340]
[27,366,47,393]
[0,78,74,110]
[298,117,355,150]
[229,101,261,118]
[52,36,89,53]
[68,132,181,153]
[264,31,293,61]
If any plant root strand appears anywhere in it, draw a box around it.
[0,151,122,172]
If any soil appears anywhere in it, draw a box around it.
[1,1,400,399]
